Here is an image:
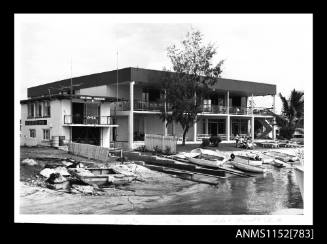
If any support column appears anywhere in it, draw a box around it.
[226,90,230,141]
[226,116,230,141]
[128,81,134,150]
[163,120,168,136]
[272,94,276,140]
[193,120,197,142]
[251,116,255,140]
[205,118,209,135]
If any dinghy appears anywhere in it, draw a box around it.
[187,156,224,168]
[190,148,228,162]
[230,160,265,173]
[272,159,287,168]
[234,155,263,166]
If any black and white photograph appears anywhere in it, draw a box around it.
[14,14,312,225]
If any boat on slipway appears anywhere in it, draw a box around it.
[186,148,229,168]
[263,151,299,162]
[229,156,266,173]
[232,154,263,166]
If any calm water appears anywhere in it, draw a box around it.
[136,165,303,214]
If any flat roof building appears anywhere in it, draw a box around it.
[21,67,277,149]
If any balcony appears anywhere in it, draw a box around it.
[64,115,113,126]
[114,100,273,116]
[200,105,228,114]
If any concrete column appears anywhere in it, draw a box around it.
[248,119,251,136]
[272,94,276,140]
[102,127,110,148]
[226,116,230,141]
[205,118,209,135]
[251,116,255,140]
[193,120,197,142]
[128,81,135,150]
[163,119,168,136]
[172,121,176,136]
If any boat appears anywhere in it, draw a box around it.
[190,148,228,162]
[187,156,224,168]
[233,155,263,166]
[234,151,262,161]
[294,165,304,198]
[69,167,136,187]
[272,159,287,168]
[230,160,265,173]
[263,151,298,162]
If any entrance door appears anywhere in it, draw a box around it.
[72,103,84,124]
[208,120,218,136]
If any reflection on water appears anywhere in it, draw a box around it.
[137,165,303,214]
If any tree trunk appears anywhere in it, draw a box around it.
[182,126,189,146]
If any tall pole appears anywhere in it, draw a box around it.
[70,57,73,98]
[116,50,119,103]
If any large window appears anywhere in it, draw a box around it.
[29,129,36,138]
[43,129,50,140]
[231,119,249,136]
[36,102,42,117]
[28,103,34,118]
[43,101,51,117]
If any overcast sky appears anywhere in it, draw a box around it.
[15,14,312,113]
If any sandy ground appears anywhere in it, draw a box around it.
[19,146,195,214]
[19,145,303,214]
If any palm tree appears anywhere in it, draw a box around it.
[272,89,304,139]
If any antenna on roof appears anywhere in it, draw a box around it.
[116,50,119,103]
[70,57,73,99]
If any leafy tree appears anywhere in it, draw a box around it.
[268,89,304,139]
[160,30,224,145]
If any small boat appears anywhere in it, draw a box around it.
[272,159,287,168]
[70,167,136,187]
[234,155,263,166]
[187,156,224,168]
[190,148,228,163]
[294,165,304,198]
[234,151,262,161]
[230,160,265,173]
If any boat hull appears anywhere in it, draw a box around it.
[187,157,223,168]
[230,161,265,173]
[294,166,304,198]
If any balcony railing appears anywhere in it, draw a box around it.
[114,100,273,116]
[64,115,113,125]
[200,105,228,114]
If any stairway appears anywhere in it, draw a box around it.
[256,119,273,139]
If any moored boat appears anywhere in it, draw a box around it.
[230,160,265,173]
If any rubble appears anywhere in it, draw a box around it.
[70,185,95,195]
[46,173,67,184]
[22,158,38,166]
[40,168,56,178]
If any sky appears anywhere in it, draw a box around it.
[15,14,312,113]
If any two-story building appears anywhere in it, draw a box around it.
[20,67,277,149]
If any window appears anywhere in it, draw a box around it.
[43,129,50,140]
[203,99,211,112]
[29,129,36,138]
[43,101,51,117]
[28,103,34,118]
[36,102,42,117]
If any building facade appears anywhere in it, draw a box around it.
[21,67,277,149]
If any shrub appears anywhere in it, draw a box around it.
[209,136,222,147]
[164,146,172,155]
[135,145,146,152]
[201,138,210,148]
[153,145,161,155]
[279,126,295,140]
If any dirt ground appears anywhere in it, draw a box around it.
[19,145,302,214]
[19,146,195,214]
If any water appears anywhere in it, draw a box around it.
[136,165,303,214]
